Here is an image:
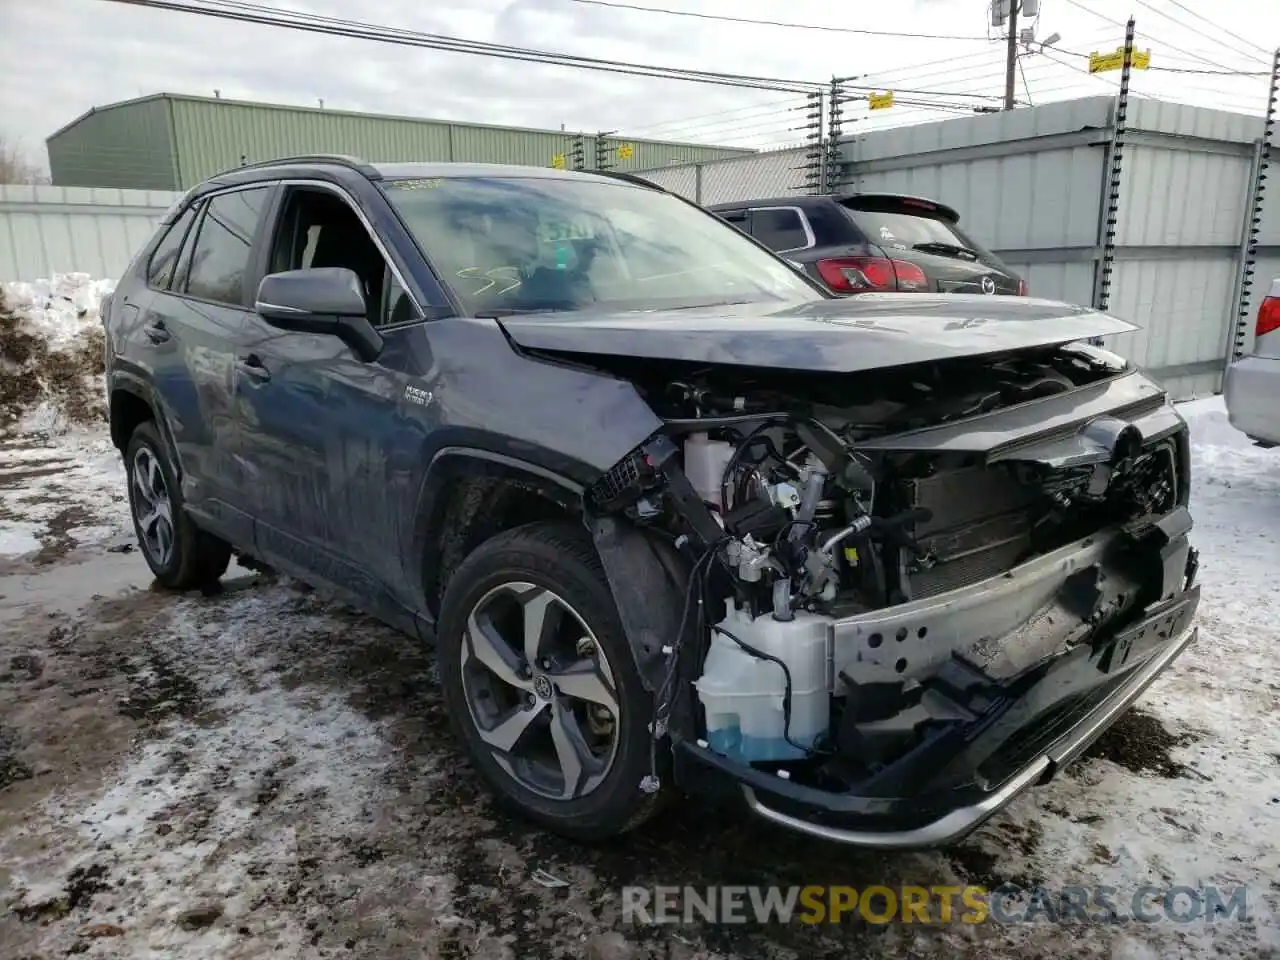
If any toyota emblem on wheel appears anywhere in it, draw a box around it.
[981,276,996,295]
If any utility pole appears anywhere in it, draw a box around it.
[1003,0,1020,110]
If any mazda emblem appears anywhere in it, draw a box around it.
[981,276,996,295]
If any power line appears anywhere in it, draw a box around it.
[1059,0,1239,73]
[1037,46,1122,89]
[836,83,1004,101]
[846,28,1120,93]
[1162,0,1275,60]
[623,96,804,137]
[1148,65,1270,76]
[1130,0,1272,66]
[1053,45,1269,75]
[106,0,1009,107]
[842,44,1008,84]
[632,110,809,144]
[1019,55,1035,106]
[570,0,991,41]
[99,0,825,93]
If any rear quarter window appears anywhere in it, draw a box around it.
[750,208,809,252]
[146,206,198,289]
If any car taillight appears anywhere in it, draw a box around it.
[1257,296,1280,338]
[1017,278,1028,296]
[816,257,929,293]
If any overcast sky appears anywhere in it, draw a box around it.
[2,0,1277,168]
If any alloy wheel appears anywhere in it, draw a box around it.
[460,581,620,800]
[131,446,175,567]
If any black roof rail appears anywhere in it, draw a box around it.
[209,153,382,180]
[589,169,666,192]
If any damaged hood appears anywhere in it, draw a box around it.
[497,294,1138,373]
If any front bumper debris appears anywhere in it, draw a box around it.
[674,517,1201,848]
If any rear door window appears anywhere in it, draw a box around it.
[183,187,272,307]
[748,208,809,252]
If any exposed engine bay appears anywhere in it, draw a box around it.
[582,340,1197,800]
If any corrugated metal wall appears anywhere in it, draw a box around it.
[635,95,1280,400]
[1103,100,1273,397]
[46,98,179,190]
[0,185,179,283]
[47,94,753,190]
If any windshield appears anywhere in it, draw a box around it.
[382,176,818,315]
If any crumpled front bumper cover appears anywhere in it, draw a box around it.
[674,584,1199,849]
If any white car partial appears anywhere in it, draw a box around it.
[1225,278,1280,448]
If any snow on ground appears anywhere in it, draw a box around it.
[0,519,43,557]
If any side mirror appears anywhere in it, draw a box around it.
[255,267,383,362]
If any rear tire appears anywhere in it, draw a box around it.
[125,420,231,590]
[437,521,668,841]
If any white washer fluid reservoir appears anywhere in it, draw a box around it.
[695,602,830,763]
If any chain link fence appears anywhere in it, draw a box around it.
[629,145,810,204]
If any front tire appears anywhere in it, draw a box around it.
[125,420,231,589]
[438,522,666,841]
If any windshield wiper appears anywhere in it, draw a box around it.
[474,307,567,318]
[912,241,979,261]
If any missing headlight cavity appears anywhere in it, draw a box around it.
[579,344,1195,815]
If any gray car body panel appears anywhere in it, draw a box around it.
[497,294,1137,373]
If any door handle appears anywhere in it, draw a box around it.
[143,320,170,344]
[236,355,271,383]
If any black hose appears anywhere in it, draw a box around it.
[720,417,797,509]
[663,412,791,432]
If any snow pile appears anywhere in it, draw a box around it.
[0,274,115,434]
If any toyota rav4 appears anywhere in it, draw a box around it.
[102,156,1200,848]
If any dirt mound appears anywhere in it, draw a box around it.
[0,276,112,433]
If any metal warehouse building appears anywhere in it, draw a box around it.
[46,92,752,191]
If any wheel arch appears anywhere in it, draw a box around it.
[412,448,688,695]
[107,374,181,471]
[412,447,585,622]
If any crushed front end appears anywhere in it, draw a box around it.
[583,342,1200,847]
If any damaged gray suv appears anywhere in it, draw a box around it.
[102,155,1200,847]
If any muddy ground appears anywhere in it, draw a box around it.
[0,425,1275,960]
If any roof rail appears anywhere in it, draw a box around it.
[209,153,382,180]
